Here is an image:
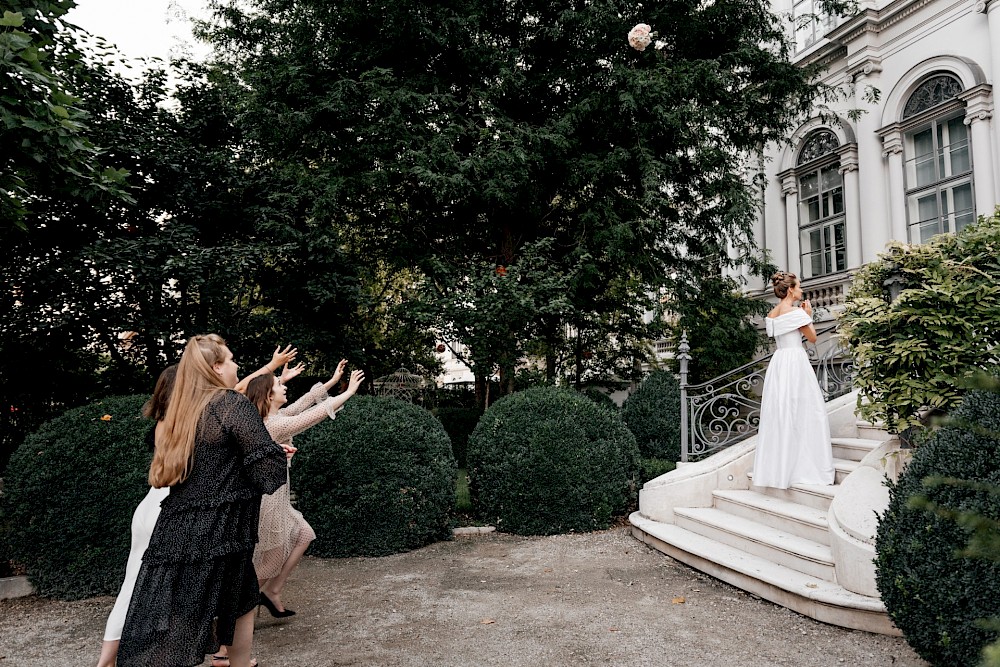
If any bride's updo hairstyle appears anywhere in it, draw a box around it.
[772,271,798,299]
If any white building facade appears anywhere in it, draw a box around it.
[752,0,1000,309]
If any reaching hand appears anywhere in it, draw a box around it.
[280,362,305,384]
[346,369,364,395]
[281,444,297,461]
[271,344,298,369]
[331,359,348,385]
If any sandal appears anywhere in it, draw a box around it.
[211,656,257,667]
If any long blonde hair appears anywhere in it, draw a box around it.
[149,334,231,487]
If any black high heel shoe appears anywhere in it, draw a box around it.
[259,592,296,618]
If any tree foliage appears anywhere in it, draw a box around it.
[0,0,131,229]
[198,0,833,400]
[839,210,1000,433]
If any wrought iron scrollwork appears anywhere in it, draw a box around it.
[679,324,854,462]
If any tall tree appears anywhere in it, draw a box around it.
[198,0,834,402]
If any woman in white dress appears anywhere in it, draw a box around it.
[751,271,835,489]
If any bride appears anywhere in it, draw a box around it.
[752,271,835,489]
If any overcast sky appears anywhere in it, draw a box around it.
[66,0,211,69]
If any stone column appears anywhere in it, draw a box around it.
[985,0,1000,201]
[959,84,997,216]
[837,145,862,269]
[781,175,801,275]
[853,61,890,261]
[880,127,908,243]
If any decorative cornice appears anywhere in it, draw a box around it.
[847,57,883,81]
[824,0,960,47]
[880,127,904,158]
[779,173,799,197]
[958,83,995,124]
[836,144,860,173]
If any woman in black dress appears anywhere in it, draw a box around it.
[118,334,287,667]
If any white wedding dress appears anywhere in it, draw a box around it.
[751,308,835,489]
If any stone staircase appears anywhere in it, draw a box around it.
[630,392,904,635]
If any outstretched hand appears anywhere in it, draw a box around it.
[331,359,348,385]
[280,362,305,384]
[346,369,364,394]
[271,344,298,369]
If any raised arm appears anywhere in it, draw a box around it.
[266,369,365,444]
[798,300,817,343]
[234,344,298,394]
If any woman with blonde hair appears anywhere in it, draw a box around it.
[117,334,287,667]
[751,272,835,489]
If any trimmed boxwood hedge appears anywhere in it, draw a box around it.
[292,395,456,557]
[1,395,151,599]
[467,387,640,535]
[875,389,1000,667]
[622,370,681,460]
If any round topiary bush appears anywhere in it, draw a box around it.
[876,389,1000,667]
[622,370,681,460]
[1,395,152,599]
[292,395,457,557]
[467,387,640,535]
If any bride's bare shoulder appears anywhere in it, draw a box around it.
[768,305,793,318]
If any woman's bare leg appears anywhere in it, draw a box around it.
[95,639,119,667]
[226,611,256,667]
[260,538,311,611]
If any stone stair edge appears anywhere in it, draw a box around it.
[712,489,828,527]
[629,512,886,612]
[674,506,834,565]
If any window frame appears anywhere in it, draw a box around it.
[795,133,847,279]
[900,95,975,243]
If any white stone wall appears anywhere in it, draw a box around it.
[752,0,999,298]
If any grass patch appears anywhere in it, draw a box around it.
[456,468,471,512]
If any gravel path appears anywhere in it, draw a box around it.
[0,526,926,666]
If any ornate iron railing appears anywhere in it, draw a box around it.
[678,324,854,463]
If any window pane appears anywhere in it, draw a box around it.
[950,182,974,232]
[820,165,840,190]
[909,128,936,188]
[946,117,970,175]
[917,219,941,243]
[800,172,818,197]
[831,187,844,215]
[802,196,820,223]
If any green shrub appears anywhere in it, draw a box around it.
[875,389,1000,666]
[640,457,676,485]
[621,370,682,460]
[293,395,456,557]
[434,406,481,468]
[579,386,618,412]
[840,210,1000,433]
[1,395,151,599]
[467,387,639,535]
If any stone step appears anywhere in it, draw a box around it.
[630,512,898,635]
[674,507,836,581]
[713,489,830,545]
[747,472,837,511]
[831,437,882,462]
[856,419,892,442]
[834,457,857,484]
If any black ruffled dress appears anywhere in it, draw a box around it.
[118,390,287,667]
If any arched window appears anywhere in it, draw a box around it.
[797,130,845,279]
[902,74,973,242]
